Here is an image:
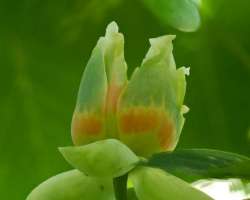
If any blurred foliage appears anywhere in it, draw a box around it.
[142,0,201,32]
[0,0,249,199]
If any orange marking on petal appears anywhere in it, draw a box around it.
[158,117,175,149]
[119,107,161,133]
[105,83,123,113]
[72,114,103,136]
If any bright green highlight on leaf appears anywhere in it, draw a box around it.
[129,167,213,200]
[59,139,139,178]
[142,0,201,32]
[26,170,115,200]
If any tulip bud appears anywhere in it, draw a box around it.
[71,22,188,157]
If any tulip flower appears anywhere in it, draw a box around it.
[71,21,189,157]
[27,22,250,200]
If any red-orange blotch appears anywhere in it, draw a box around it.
[119,107,176,149]
[119,107,160,133]
[71,113,103,145]
[158,118,175,149]
[105,83,124,114]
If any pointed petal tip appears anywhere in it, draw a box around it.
[149,35,176,45]
[58,146,75,157]
[143,35,176,65]
[58,147,63,152]
[58,146,67,154]
[181,105,190,114]
[184,67,190,76]
[106,21,119,35]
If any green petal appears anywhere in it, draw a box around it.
[59,139,139,178]
[72,22,127,145]
[129,167,213,200]
[75,39,107,113]
[75,21,127,112]
[103,22,127,91]
[120,35,184,108]
[117,36,188,156]
[26,170,114,200]
[101,22,128,138]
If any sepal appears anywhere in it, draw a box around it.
[26,170,114,200]
[59,139,139,178]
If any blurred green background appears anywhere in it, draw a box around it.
[0,0,249,199]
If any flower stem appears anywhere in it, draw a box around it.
[113,173,128,200]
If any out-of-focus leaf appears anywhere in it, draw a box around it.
[59,139,139,178]
[129,166,213,200]
[141,0,201,32]
[26,170,114,200]
[190,0,201,7]
[144,149,250,182]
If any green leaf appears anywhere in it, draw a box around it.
[26,170,115,200]
[129,166,213,200]
[141,0,201,32]
[117,35,188,157]
[144,149,250,182]
[59,139,139,178]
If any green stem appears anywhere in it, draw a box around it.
[113,173,128,200]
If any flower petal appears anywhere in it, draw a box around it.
[72,22,127,145]
[118,35,188,156]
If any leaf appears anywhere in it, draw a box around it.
[59,139,139,178]
[117,35,188,156]
[26,170,115,200]
[129,166,213,200]
[141,0,201,32]
[144,149,250,182]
